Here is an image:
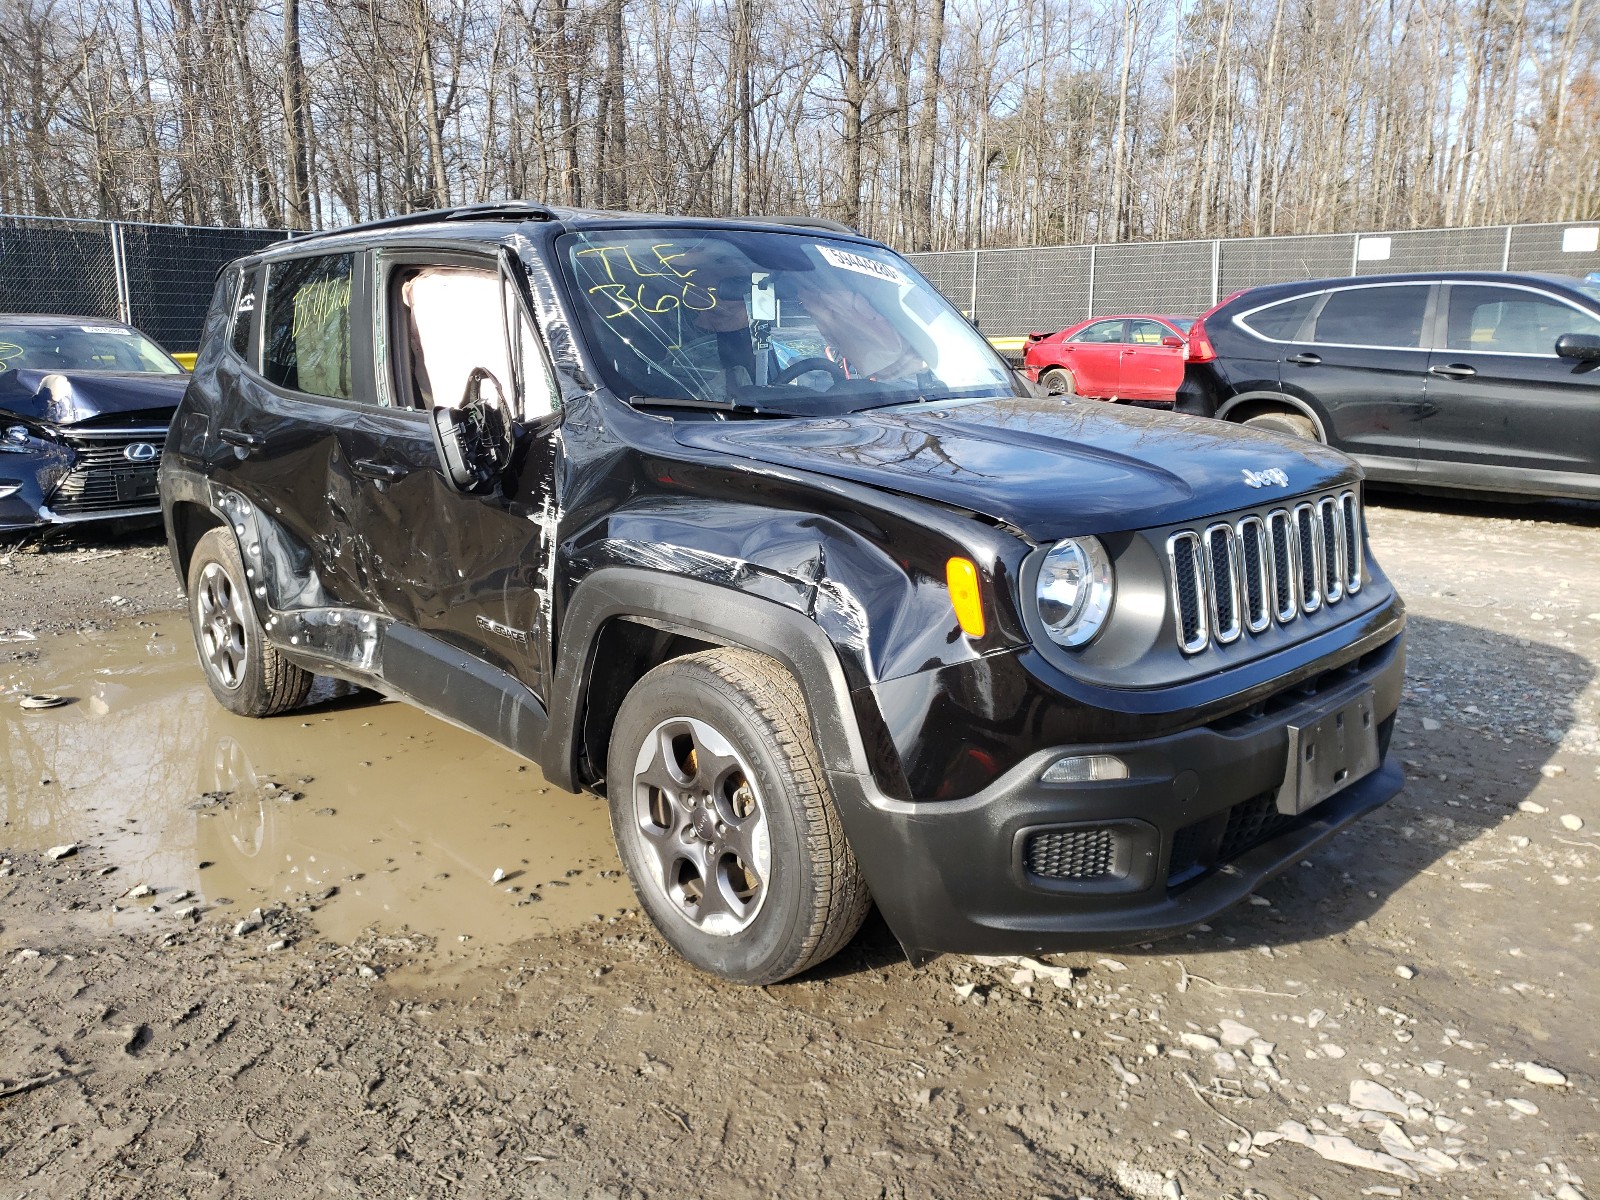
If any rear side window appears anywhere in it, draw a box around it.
[1126,319,1172,345]
[1445,285,1600,355]
[230,269,257,362]
[1238,294,1317,340]
[1311,285,1427,349]
[262,253,354,399]
[1069,320,1125,344]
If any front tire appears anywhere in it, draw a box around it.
[187,527,312,717]
[607,649,870,985]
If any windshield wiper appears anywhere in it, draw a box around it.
[629,395,798,418]
[849,387,1015,413]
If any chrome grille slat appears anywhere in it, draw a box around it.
[1341,491,1363,594]
[1170,489,1366,655]
[1235,515,1272,633]
[1204,523,1242,644]
[1294,502,1322,613]
[1166,532,1210,654]
[1266,508,1297,622]
[1317,496,1345,604]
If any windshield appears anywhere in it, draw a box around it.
[556,228,1020,414]
[0,322,182,375]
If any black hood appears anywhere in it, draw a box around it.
[672,396,1361,540]
[0,368,188,426]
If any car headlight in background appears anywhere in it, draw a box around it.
[1037,537,1114,647]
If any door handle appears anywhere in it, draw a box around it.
[219,428,265,450]
[1286,353,1322,366]
[1429,364,1477,379]
[352,458,410,482]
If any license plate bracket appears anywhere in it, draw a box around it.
[112,469,158,504]
[1276,688,1380,816]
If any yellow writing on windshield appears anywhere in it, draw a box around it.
[0,342,20,373]
[576,243,723,321]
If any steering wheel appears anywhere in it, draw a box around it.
[771,356,848,387]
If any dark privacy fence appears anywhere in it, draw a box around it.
[5,214,1599,352]
[905,221,1600,337]
[0,215,285,353]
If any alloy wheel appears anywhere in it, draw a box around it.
[196,561,248,690]
[631,716,772,936]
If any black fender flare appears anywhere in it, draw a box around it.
[544,566,877,793]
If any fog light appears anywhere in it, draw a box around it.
[1041,754,1128,784]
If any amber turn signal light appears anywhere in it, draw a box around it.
[946,556,986,638]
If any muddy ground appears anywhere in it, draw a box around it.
[2,498,1597,1200]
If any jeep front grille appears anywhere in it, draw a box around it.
[1167,490,1363,655]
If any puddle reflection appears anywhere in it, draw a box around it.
[1,617,633,949]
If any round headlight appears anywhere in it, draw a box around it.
[1037,537,1114,648]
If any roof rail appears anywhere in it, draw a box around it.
[738,214,860,236]
[298,201,558,242]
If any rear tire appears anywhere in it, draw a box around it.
[187,527,312,717]
[1039,367,1077,396]
[607,648,870,985]
[1242,410,1318,441]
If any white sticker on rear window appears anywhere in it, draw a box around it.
[816,244,908,287]
[79,325,127,334]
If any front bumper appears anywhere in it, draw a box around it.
[0,427,166,530]
[828,630,1404,957]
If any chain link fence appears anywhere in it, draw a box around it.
[906,220,1600,342]
[1,215,285,353]
[5,214,1598,355]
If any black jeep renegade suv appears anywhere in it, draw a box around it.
[160,203,1406,984]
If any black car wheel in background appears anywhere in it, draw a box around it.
[1179,271,1600,501]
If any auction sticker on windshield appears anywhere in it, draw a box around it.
[817,244,908,287]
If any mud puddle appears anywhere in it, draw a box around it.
[1,616,633,959]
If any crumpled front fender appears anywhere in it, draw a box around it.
[0,432,74,529]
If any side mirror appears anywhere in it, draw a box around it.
[1015,370,1049,399]
[430,368,514,492]
[1161,335,1184,349]
[1555,332,1600,362]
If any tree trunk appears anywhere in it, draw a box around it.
[912,0,946,250]
[282,0,312,229]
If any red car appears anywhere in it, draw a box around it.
[1022,314,1194,402]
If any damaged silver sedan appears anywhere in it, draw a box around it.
[0,314,189,531]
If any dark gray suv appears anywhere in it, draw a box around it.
[1179,271,1600,501]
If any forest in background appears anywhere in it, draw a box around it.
[1,0,1596,251]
